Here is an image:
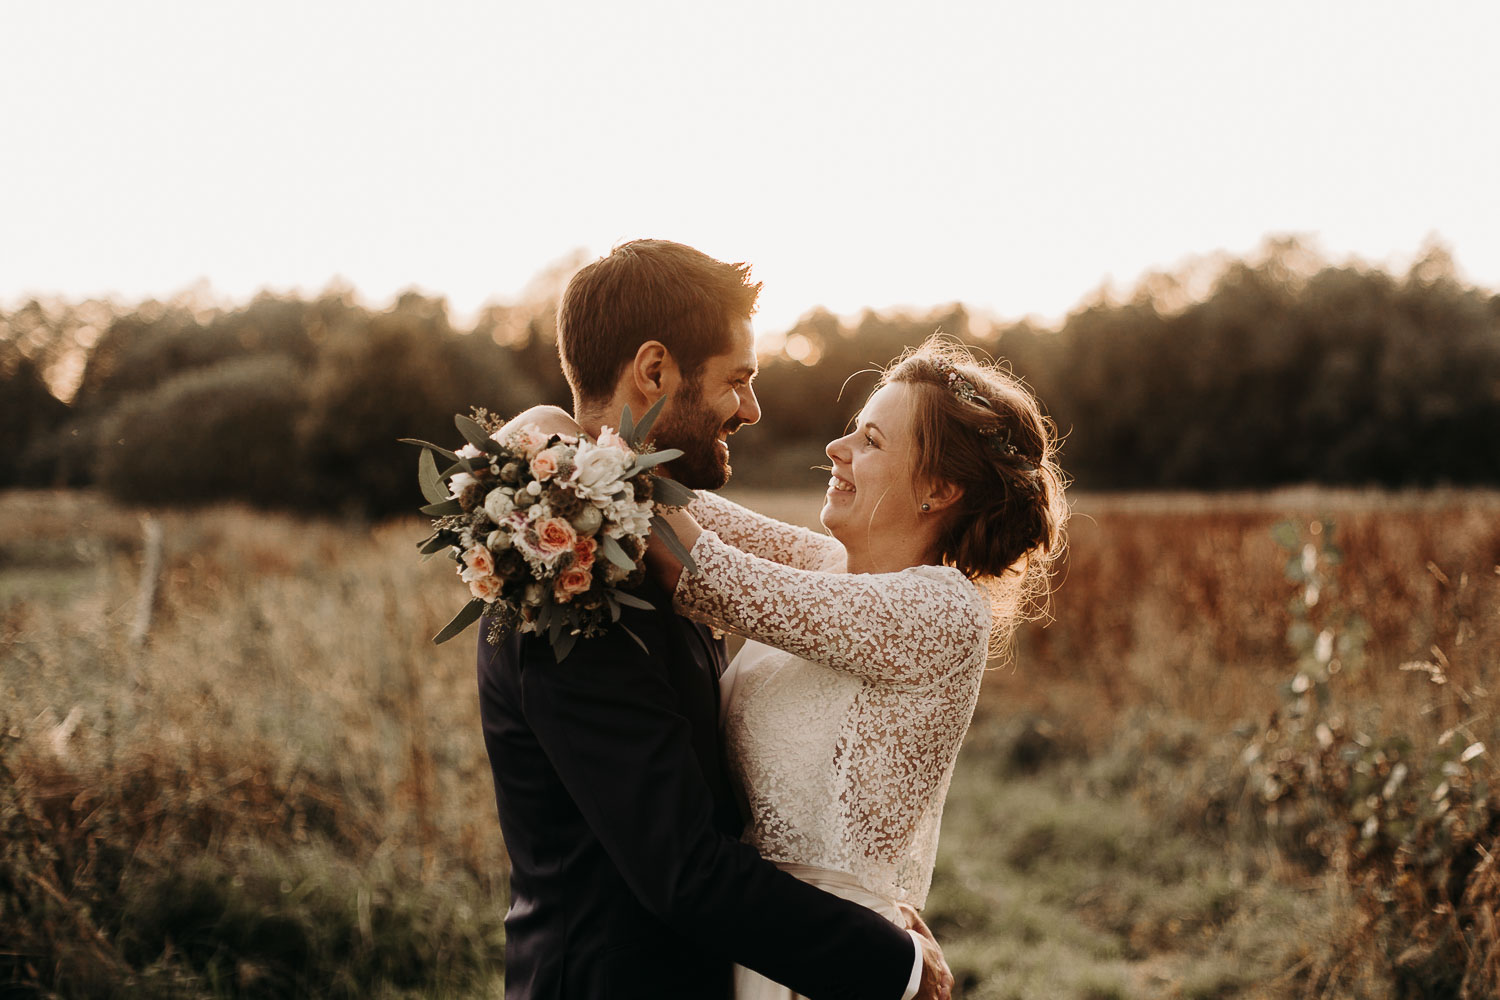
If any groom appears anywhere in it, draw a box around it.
[476,240,952,1000]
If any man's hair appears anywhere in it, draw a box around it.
[556,239,762,405]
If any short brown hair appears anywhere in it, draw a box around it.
[556,240,762,405]
[882,336,1069,621]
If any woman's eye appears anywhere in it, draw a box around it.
[863,433,877,448]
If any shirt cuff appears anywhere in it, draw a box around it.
[900,929,924,1000]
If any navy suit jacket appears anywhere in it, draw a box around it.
[477,579,916,1000]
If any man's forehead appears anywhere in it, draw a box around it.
[715,319,758,372]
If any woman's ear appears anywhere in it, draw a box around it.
[628,341,680,403]
[922,479,963,515]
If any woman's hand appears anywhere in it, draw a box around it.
[497,405,580,442]
[644,505,703,593]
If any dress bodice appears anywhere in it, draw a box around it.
[675,493,1012,906]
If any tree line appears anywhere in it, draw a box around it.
[3,238,1497,516]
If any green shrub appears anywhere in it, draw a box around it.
[94,356,307,507]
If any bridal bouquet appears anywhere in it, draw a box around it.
[403,398,696,661]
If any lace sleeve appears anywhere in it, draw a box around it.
[687,492,845,571]
[673,530,989,690]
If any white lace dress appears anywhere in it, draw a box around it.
[675,493,1014,1000]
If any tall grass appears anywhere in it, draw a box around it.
[1,491,505,997]
[4,487,1499,997]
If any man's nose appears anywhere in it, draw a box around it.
[737,385,762,426]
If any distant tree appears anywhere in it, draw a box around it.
[94,356,307,506]
[0,348,69,486]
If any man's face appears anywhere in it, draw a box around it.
[651,318,761,489]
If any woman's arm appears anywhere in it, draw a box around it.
[686,492,845,571]
[669,529,991,690]
[496,404,579,441]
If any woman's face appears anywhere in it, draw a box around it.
[821,382,929,555]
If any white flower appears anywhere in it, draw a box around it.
[448,472,477,499]
[456,443,484,460]
[601,481,652,538]
[486,529,511,551]
[571,438,633,500]
[483,488,516,523]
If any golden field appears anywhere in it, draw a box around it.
[3,487,1500,998]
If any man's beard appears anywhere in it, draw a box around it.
[651,382,741,490]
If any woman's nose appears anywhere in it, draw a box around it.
[826,432,852,464]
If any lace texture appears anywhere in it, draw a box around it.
[676,494,1010,907]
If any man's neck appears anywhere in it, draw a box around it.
[576,393,650,440]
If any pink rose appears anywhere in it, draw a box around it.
[530,448,561,481]
[468,575,503,601]
[462,545,495,576]
[534,516,577,557]
[502,426,548,459]
[554,567,593,602]
[572,536,597,569]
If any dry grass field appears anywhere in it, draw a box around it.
[4,487,1500,998]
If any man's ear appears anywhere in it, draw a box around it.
[923,478,963,515]
[628,341,679,403]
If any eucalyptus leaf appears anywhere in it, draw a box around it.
[626,449,681,476]
[398,438,461,462]
[612,591,655,611]
[433,599,484,644]
[650,475,697,509]
[619,624,649,654]
[618,404,636,443]
[420,499,464,516]
[605,591,621,623]
[632,394,668,442]
[418,449,448,504]
[419,534,449,555]
[440,458,477,478]
[650,514,699,575]
[599,534,637,573]
[455,414,501,453]
[552,628,579,662]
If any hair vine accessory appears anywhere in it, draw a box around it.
[932,357,992,409]
[930,357,1039,474]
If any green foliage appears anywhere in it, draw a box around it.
[0,348,69,486]
[1226,519,1500,995]
[3,237,1497,508]
[94,356,308,507]
[0,732,503,999]
[742,240,1500,490]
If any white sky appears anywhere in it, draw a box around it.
[4,0,1498,337]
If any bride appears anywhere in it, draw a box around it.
[515,336,1066,999]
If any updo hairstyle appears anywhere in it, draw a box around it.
[882,336,1069,622]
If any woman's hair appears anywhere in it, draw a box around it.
[881,335,1069,631]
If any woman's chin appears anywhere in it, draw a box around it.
[818,506,846,542]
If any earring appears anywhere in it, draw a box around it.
[920,502,932,512]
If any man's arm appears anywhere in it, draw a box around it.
[518,615,921,1000]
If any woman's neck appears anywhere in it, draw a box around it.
[840,534,938,575]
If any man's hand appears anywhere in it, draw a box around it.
[899,903,953,1000]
